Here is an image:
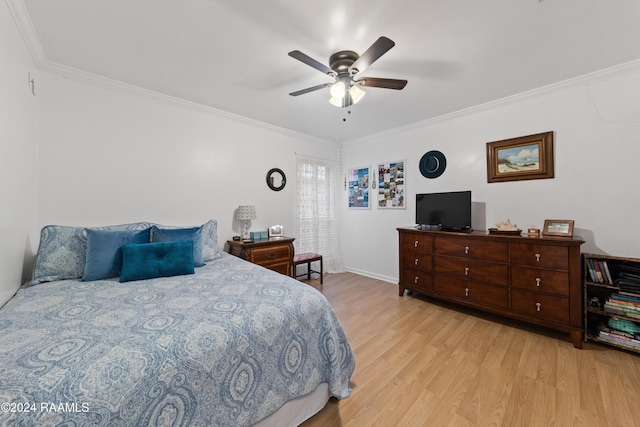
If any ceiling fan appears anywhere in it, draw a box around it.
[288,36,408,108]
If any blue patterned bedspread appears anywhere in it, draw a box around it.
[0,253,355,426]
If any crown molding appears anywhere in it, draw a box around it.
[5,0,330,144]
[346,58,640,145]
[5,0,46,66]
[43,58,331,144]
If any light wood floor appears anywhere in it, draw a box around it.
[300,272,640,427]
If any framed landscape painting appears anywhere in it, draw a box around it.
[486,131,554,183]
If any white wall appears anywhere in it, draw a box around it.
[36,72,339,249]
[340,67,640,283]
[0,2,39,305]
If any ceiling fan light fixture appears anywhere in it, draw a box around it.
[349,84,366,105]
[329,80,346,99]
[329,78,365,108]
[329,95,344,107]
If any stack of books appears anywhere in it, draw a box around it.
[603,293,640,320]
[586,258,614,285]
[598,306,640,349]
[615,262,640,294]
[598,327,640,350]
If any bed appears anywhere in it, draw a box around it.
[0,220,355,426]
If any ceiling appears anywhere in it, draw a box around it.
[18,0,640,142]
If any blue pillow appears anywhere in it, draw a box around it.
[119,240,195,283]
[151,225,204,267]
[82,228,151,281]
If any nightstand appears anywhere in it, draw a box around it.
[226,237,295,276]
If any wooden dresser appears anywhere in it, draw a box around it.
[398,227,584,348]
[227,237,295,276]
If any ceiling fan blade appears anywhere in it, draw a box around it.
[288,50,334,76]
[289,83,332,96]
[357,77,407,90]
[350,36,395,74]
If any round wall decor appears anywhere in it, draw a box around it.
[266,168,286,191]
[419,150,447,179]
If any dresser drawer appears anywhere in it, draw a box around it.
[267,261,292,276]
[435,255,508,286]
[401,268,434,293]
[435,276,509,309]
[510,243,568,270]
[511,266,569,296]
[435,236,508,262]
[402,233,433,253]
[250,245,291,264]
[402,253,433,272]
[511,290,570,324]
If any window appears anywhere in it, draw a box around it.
[295,154,343,273]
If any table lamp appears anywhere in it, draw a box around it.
[236,205,256,240]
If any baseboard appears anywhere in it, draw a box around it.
[343,267,397,285]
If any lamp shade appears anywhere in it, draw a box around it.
[236,205,257,220]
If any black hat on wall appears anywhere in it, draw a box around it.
[419,150,447,179]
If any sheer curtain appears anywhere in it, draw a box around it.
[295,154,344,273]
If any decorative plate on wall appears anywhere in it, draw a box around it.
[419,150,447,178]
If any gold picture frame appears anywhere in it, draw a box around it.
[486,131,554,183]
[543,219,574,237]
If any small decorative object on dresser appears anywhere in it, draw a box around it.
[269,225,284,237]
[488,219,522,235]
[543,219,574,237]
[397,227,584,348]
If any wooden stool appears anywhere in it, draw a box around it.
[292,253,323,284]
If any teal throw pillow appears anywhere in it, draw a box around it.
[119,240,195,282]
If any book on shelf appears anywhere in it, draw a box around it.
[605,300,640,312]
[586,258,600,283]
[609,294,640,307]
[586,258,615,285]
[602,261,613,285]
[593,260,604,283]
[598,331,640,349]
[603,303,640,320]
[619,290,640,299]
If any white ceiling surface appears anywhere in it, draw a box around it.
[20,0,640,142]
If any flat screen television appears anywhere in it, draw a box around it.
[416,190,472,232]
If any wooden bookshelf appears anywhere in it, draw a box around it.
[583,253,640,354]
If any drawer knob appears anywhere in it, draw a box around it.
[414,258,419,266]
[414,240,419,248]
[536,302,542,312]
[414,276,419,284]
[465,287,469,297]
[535,277,541,287]
[465,267,469,276]
[465,246,470,254]
[266,253,277,259]
[535,253,541,262]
